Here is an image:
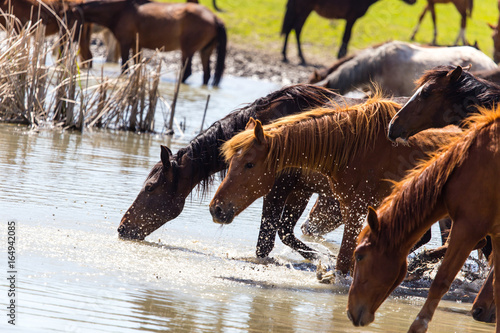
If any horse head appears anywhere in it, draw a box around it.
[118,145,187,240]
[209,118,276,224]
[347,207,408,327]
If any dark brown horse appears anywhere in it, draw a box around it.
[67,0,227,86]
[347,107,500,331]
[410,0,473,45]
[280,0,416,64]
[119,84,369,261]
[209,98,459,273]
[0,0,93,67]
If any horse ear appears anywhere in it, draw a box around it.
[488,22,497,31]
[447,66,462,82]
[366,206,379,235]
[253,119,266,144]
[160,145,172,169]
[245,117,257,130]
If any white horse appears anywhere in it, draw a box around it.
[309,41,497,96]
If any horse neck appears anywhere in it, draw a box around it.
[78,1,128,27]
[455,76,500,116]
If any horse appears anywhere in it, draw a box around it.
[280,0,416,64]
[0,0,93,67]
[209,97,460,274]
[119,84,374,262]
[472,268,496,323]
[410,0,473,45]
[388,65,500,142]
[307,41,497,96]
[347,106,500,332]
[488,0,500,62]
[67,0,227,86]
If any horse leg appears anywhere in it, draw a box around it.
[181,53,193,83]
[453,12,468,45]
[410,5,429,41]
[277,190,319,260]
[200,41,216,85]
[430,4,438,45]
[408,221,484,333]
[336,200,364,274]
[256,171,303,258]
[301,195,342,236]
[338,19,356,59]
[120,42,131,74]
[78,23,93,69]
[439,217,451,245]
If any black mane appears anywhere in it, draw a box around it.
[173,84,343,195]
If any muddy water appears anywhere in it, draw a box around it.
[0,75,495,332]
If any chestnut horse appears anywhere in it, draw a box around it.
[67,0,227,86]
[119,84,371,261]
[472,268,496,323]
[347,106,500,332]
[410,0,473,45]
[280,0,416,64]
[0,0,92,67]
[209,98,459,273]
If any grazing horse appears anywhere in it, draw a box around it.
[119,84,370,261]
[209,98,459,273]
[307,41,497,96]
[0,0,93,67]
[347,107,500,332]
[67,0,227,86]
[388,65,500,142]
[410,0,473,45]
[280,0,416,64]
[472,268,496,323]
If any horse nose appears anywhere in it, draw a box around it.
[472,307,485,321]
[210,202,234,224]
[117,223,144,240]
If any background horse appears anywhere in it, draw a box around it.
[410,0,473,45]
[280,0,416,64]
[209,98,459,273]
[347,107,500,331]
[488,0,500,62]
[119,84,367,261]
[307,41,497,96]
[0,0,93,67]
[68,0,227,86]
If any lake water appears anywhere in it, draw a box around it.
[0,66,495,332]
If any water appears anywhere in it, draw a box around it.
[0,73,495,332]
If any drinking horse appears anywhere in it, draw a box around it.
[67,0,226,86]
[0,0,92,67]
[280,0,416,64]
[347,106,500,332]
[387,65,499,322]
[119,84,371,261]
[209,98,459,274]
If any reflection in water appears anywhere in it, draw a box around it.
[0,74,495,332]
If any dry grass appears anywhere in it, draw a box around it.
[0,11,166,132]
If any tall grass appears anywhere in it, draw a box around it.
[0,13,166,132]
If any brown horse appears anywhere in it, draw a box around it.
[67,0,227,86]
[209,98,459,274]
[488,0,500,62]
[347,106,500,332]
[388,65,500,142]
[280,0,416,64]
[472,268,496,323]
[0,0,93,67]
[119,84,371,261]
[410,0,473,45]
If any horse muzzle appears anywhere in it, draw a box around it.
[347,305,374,327]
[117,222,147,240]
[209,203,235,224]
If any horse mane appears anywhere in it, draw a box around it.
[222,96,400,177]
[375,105,500,250]
[416,65,500,113]
[172,84,344,196]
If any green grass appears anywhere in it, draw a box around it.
[160,0,499,64]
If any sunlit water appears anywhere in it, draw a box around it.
[0,70,495,332]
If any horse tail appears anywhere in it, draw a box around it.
[467,0,473,17]
[281,0,296,36]
[213,18,227,87]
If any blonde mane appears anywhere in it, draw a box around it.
[221,97,401,177]
[375,105,500,249]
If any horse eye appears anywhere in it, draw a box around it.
[245,162,254,169]
[145,184,156,192]
[420,90,430,98]
[355,254,364,262]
